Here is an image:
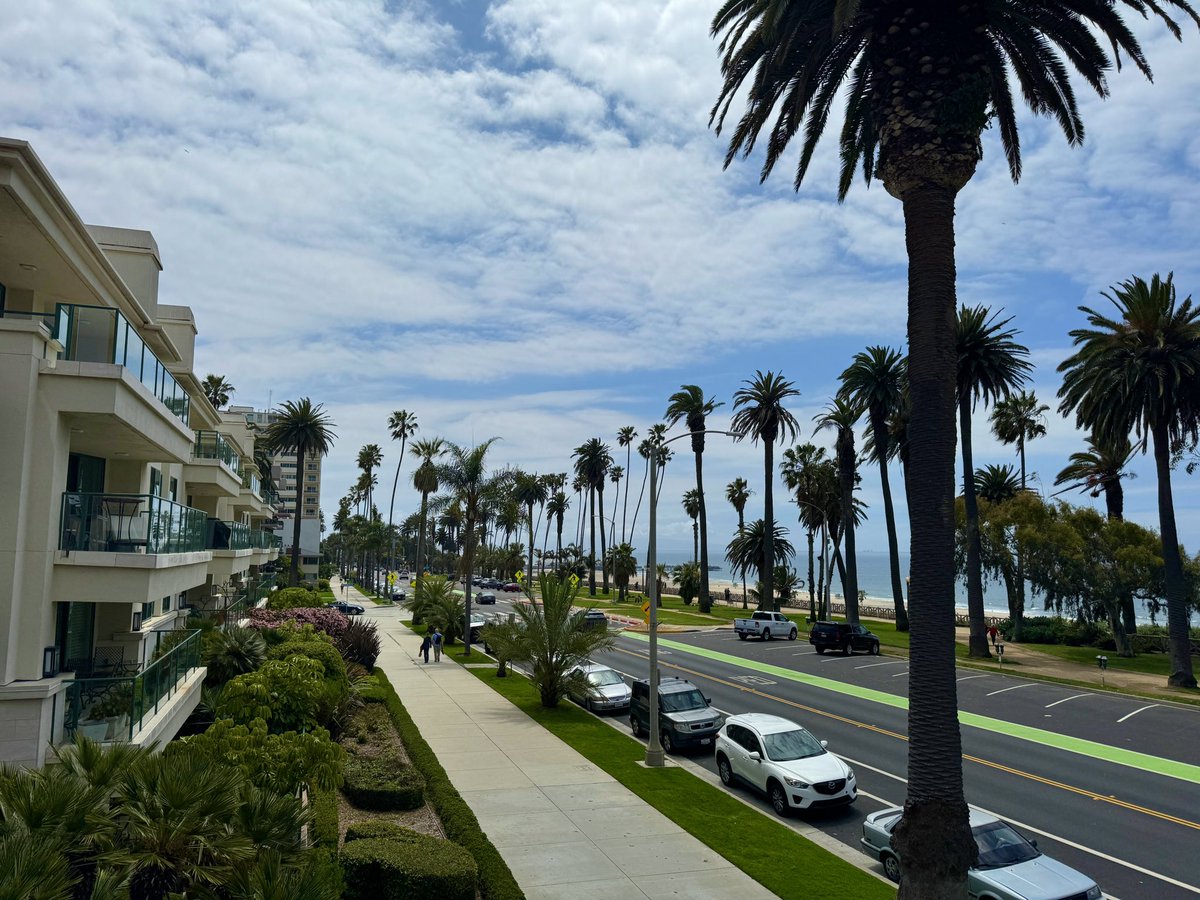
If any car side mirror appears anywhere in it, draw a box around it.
[704,696,711,705]
[1029,839,1038,849]
[747,751,761,762]
[820,740,828,748]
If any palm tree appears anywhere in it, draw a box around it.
[410,438,446,583]
[1059,273,1200,688]
[732,371,801,614]
[618,426,638,541]
[357,444,382,514]
[202,374,235,409]
[263,399,337,586]
[546,490,570,572]
[839,346,909,630]
[781,444,827,621]
[630,424,668,539]
[674,561,703,606]
[958,306,1032,657]
[710,2,1197,890]
[607,542,639,603]
[438,440,508,653]
[726,519,795,611]
[572,438,613,596]
[991,391,1048,491]
[385,410,418,572]
[974,465,1021,504]
[665,384,725,615]
[608,465,623,548]
[725,478,752,609]
[681,489,701,564]
[815,398,863,624]
[513,471,548,593]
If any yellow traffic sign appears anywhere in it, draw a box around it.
[641,600,651,623]
[569,573,580,587]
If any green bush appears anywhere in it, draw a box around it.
[372,670,524,900]
[318,578,331,591]
[1001,616,1112,647]
[269,587,323,610]
[341,835,477,900]
[304,848,344,897]
[342,754,425,811]
[311,786,340,848]
[343,821,423,844]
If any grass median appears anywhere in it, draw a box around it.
[451,653,892,900]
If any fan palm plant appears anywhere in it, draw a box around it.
[606,542,639,603]
[202,626,266,685]
[781,443,827,620]
[725,477,752,609]
[957,306,1032,657]
[1055,433,1136,522]
[665,385,725,614]
[815,398,864,624]
[201,374,235,410]
[732,371,800,612]
[617,426,638,541]
[726,519,795,611]
[385,410,418,572]
[263,400,337,586]
[839,346,909,630]
[674,561,703,606]
[991,391,1048,491]
[572,438,614,596]
[710,1,1197,889]
[681,489,701,564]
[1059,273,1200,688]
[974,465,1020,504]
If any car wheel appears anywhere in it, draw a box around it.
[631,716,643,738]
[788,628,797,641]
[815,646,825,655]
[882,853,902,883]
[842,642,852,656]
[584,698,593,713]
[661,731,675,754]
[738,633,748,641]
[717,755,734,786]
[768,781,789,817]
[871,641,881,656]
[762,629,771,641]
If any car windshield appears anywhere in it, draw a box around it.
[972,822,1040,869]
[660,688,707,712]
[763,728,825,761]
[588,670,623,687]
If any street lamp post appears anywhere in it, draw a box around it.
[644,428,741,768]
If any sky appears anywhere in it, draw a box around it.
[3,0,1198,566]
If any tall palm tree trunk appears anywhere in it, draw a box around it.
[526,504,536,594]
[877,430,910,630]
[387,436,407,571]
[696,451,712,614]
[599,485,609,594]
[1102,480,1136,634]
[890,185,975,900]
[1013,434,1027,641]
[289,447,304,586]
[630,459,649,537]
[588,487,597,596]
[739,510,749,610]
[555,513,564,568]
[541,514,552,575]
[415,493,429,582]
[1152,422,1197,687]
[762,439,775,611]
[807,528,815,620]
[959,394,990,658]
[622,443,632,542]
[839,448,860,624]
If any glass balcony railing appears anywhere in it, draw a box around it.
[206,518,250,551]
[60,492,208,554]
[53,303,191,426]
[63,630,202,743]
[241,469,262,498]
[250,528,276,550]
[193,431,242,475]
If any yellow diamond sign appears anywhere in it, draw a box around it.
[515,570,525,583]
[641,600,651,623]
[569,573,580,587]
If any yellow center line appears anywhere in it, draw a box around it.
[614,646,1200,833]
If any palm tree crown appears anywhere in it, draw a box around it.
[202,374,235,409]
[1054,433,1135,521]
[385,410,419,571]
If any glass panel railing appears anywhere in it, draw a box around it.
[63,629,201,743]
[192,431,242,475]
[206,518,250,551]
[241,468,262,498]
[0,308,59,328]
[55,303,191,426]
[60,492,208,554]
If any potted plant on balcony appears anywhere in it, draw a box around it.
[90,691,132,741]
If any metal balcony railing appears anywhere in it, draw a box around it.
[60,492,208,554]
[206,518,250,551]
[63,630,201,742]
[241,468,262,498]
[193,431,242,475]
[53,303,191,425]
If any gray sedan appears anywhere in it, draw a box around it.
[861,806,1102,900]
[568,663,632,713]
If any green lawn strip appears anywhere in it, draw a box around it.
[457,661,891,900]
[1028,642,1183,676]
[596,607,725,626]
[629,632,1200,785]
[368,669,524,900]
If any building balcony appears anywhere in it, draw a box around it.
[63,629,204,746]
[206,518,252,580]
[185,431,243,497]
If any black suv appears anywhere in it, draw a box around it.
[630,676,723,754]
[809,621,881,656]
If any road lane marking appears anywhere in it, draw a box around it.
[986,683,1038,697]
[856,660,907,669]
[1118,704,1160,723]
[613,645,1200,835]
[891,670,910,677]
[618,633,1200,786]
[957,674,991,682]
[1046,693,1093,708]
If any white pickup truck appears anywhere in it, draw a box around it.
[733,610,798,641]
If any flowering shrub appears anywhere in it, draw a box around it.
[247,607,349,637]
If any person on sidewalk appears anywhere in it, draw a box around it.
[419,632,431,664]
[432,627,443,662]
[987,624,1000,649]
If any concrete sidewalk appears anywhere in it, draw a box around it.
[334,577,778,900]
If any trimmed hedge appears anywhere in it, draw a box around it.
[343,821,422,844]
[268,587,325,610]
[341,834,477,900]
[342,755,425,811]
[370,669,525,900]
[310,786,340,848]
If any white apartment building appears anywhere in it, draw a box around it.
[0,139,280,767]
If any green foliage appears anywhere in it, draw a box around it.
[674,561,701,606]
[268,587,324,610]
[998,616,1109,647]
[310,786,340,848]
[220,656,327,732]
[318,578,331,591]
[341,756,425,811]
[334,617,382,669]
[173,717,344,794]
[202,625,267,684]
[371,670,524,900]
[268,631,351,728]
[343,821,420,844]
[340,834,477,900]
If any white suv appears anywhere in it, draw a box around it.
[715,713,856,815]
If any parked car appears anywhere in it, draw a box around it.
[326,600,364,616]
[861,806,1102,898]
[582,609,608,630]
[502,582,521,592]
[734,611,798,641]
[567,663,632,712]
[476,592,497,605]
[630,676,723,754]
[715,713,855,815]
[808,621,881,655]
[482,578,503,590]
[390,590,407,602]
[468,616,487,642]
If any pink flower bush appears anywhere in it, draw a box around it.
[247,607,349,637]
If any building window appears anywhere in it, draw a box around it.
[141,601,156,621]
[169,477,178,502]
[302,556,319,565]
[149,467,162,496]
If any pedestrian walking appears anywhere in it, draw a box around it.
[419,632,431,664]
[987,624,999,648]
[432,627,443,662]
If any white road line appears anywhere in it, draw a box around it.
[856,660,907,669]
[956,674,991,682]
[891,670,910,678]
[1045,693,1093,709]
[1117,704,1160,723]
[986,682,1037,697]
